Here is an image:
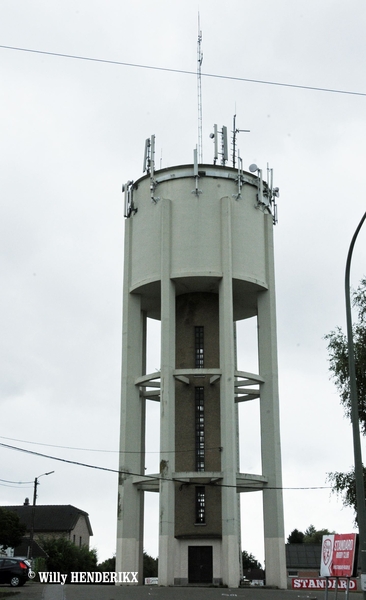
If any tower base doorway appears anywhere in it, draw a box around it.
[188,546,213,584]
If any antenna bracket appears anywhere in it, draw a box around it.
[252,164,280,224]
[232,153,244,200]
[192,147,202,196]
[150,178,160,204]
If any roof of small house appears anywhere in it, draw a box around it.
[2,505,93,536]
[286,544,321,569]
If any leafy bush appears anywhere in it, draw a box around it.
[39,537,97,574]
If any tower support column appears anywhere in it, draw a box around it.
[116,219,146,584]
[219,197,240,587]
[258,214,286,589]
[158,199,176,586]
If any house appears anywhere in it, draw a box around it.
[286,544,321,580]
[242,567,265,585]
[2,502,93,549]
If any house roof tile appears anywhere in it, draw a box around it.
[286,544,321,569]
[2,505,93,536]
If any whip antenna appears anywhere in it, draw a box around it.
[197,14,203,163]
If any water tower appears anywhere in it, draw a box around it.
[116,129,287,588]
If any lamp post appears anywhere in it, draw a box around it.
[28,471,55,561]
[345,212,366,596]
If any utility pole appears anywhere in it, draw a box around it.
[28,471,54,560]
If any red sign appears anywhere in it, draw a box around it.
[292,578,357,590]
[320,533,358,578]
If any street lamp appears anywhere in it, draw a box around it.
[345,212,366,596]
[28,470,55,561]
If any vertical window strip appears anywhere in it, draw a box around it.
[195,326,204,368]
[195,386,205,471]
[195,486,206,524]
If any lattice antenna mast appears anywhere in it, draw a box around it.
[197,14,203,164]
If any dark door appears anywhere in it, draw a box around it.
[188,546,213,583]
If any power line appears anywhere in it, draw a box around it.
[0,44,365,98]
[0,441,331,491]
[0,434,219,454]
[0,434,119,453]
[0,477,33,484]
[0,442,121,475]
[0,483,33,489]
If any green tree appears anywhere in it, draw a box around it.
[242,550,262,570]
[303,525,334,544]
[325,277,366,516]
[327,467,366,522]
[98,555,116,572]
[98,552,158,580]
[143,552,158,578]
[287,528,305,544]
[0,507,26,549]
[325,277,366,433]
[40,537,97,574]
[287,526,334,544]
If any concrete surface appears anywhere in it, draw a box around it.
[0,583,364,600]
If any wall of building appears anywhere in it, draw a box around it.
[173,538,222,586]
[175,484,222,539]
[174,292,222,541]
[68,515,91,547]
[175,293,219,370]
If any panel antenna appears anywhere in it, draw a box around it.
[210,124,227,165]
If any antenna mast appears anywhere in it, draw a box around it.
[197,14,203,164]
[232,114,250,168]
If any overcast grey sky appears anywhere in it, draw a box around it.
[1,0,366,566]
